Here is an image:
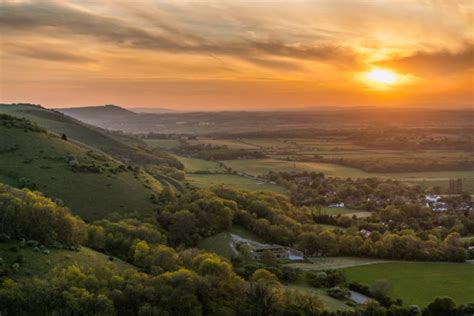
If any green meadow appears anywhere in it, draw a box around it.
[344,262,474,306]
[186,174,286,194]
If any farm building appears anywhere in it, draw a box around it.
[252,244,304,260]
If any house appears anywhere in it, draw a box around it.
[328,202,345,208]
[456,203,472,212]
[425,194,441,203]
[287,248,304,261]
[432,202,448,212]
[252,244,289,260]
[359,229,371,239]
[250,244,304,261]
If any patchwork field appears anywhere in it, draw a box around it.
[186,174,286,194]
[178,156,224,173]
[344,262,474,306]
[188,138,259,149]
[143,138,181,149]
[223,159,474,192]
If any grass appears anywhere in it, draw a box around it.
[0,104,163,166]
[223,159,474,192]
[318,207,372,218]
[197,226,263,258]
[143,139,181,149]
[0,126,161,221]
[178,156,224,173]
[287,284,354,311]
[0,241,134,280]
[189,138,259,150]
[185,174,286,194]
[224,159,366,178]
[286,257,392,271]
[197,232,237,258]
[344,262,474,306]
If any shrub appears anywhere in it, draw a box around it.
[327,286,350,299]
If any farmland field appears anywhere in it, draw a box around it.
[143,138,181,149]
[186,174,286,193]
[188,138,259,149]
[344,262,474,306]
[286,257,392,271]
[223,159,474,192]
[224,159,367,177]
[178,156,224,173]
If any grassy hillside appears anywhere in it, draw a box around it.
[344,262,474,307]
[0,241,134,280]
[198,226,264,258]
[0,116,161,220]
[0,104,176,167]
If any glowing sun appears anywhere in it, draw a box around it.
[366,68,398,84]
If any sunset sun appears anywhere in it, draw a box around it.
[366,68,398,85]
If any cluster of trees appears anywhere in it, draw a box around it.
[323,156,473,173]
[0,254,326,315]
[0,114,46,133]
[173,142,266,160]
[0,184,86,247]
[298,229,468,262]
[203,187,469,262]
[265,171,422,209]
[157,188,235,246]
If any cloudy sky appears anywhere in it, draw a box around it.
[0,0,472,110]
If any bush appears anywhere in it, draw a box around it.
[0,233,11,242]
[26,240,39,247]
[327,286,350,299]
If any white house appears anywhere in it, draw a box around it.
[425,194,441,203]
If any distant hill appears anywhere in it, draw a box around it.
[57,104,137,121]
[130,107,178,114]
[0,113,162,220]
[0,103,182,167]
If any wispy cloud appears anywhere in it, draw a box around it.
[0,1,357,70]
[377,44,474,76]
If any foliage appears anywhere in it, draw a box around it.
[0,184,86,247]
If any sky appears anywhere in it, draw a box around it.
[0,0,473,110]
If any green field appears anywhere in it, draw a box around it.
[0,241,134,279]
[287,284,354,312]
[286,257,392,271]
[144,138,181,149]
[178,156,224,173]
[189,138,259,150]
[186,174,286,194]
[0,126,161,220]
[223,159,474,192]
[344,262,474,306]
[319,207,372,218]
